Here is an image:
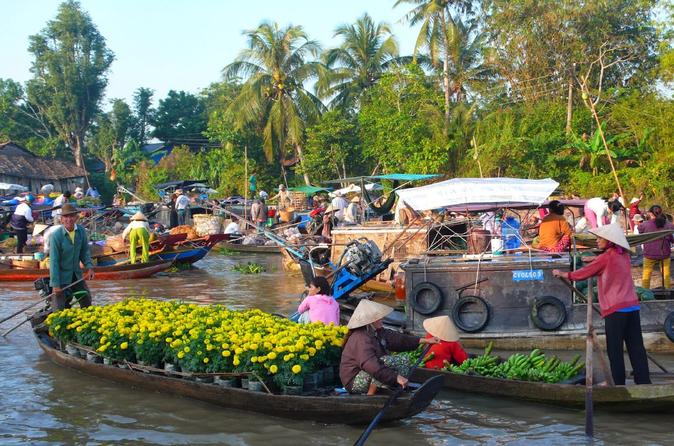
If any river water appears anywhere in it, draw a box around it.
[1,252,672,445]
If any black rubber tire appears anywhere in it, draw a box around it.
[410,282,443,315]
[452,295,490,333]
[664,311,674,343]
[530,296,567,331]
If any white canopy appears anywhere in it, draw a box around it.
[0,183,28,192]
[329,182,383,197]
[395,177,560,211]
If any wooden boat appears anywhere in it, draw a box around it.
[218,241,282,254]
[412,367,674,412]
[98,234,228,266]
[32,326,443,424]
[0,259,173,282]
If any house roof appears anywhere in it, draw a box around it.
[0,141,86,180]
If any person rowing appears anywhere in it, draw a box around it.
[339,300,439,395]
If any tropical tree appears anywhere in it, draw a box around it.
[129,87,154,145]
[563,126,625,176]
[151,90,207,142]
[395,0,472,119]
[318,13,399,110]
[26,0,114,167]
[88,99,132,172]
[222,21,325,185]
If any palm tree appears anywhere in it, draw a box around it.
[318,13,399,110]
[223,22,325,185]
[395,0,472,119]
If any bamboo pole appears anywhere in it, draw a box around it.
[585,282,594,437]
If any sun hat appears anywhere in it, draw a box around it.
[633,214,644,222]
[347,300,394,329]
[324,204,334,214]
[32,224,50,236]
[259,190,269,199]
[175,189,183,195]
[423,316,459,342]
[60,203,79,216]
[630,197,640,204]
[589,223,630,250]
[131,211,147,221]
[279,184,286,190]
[351,196,361,203]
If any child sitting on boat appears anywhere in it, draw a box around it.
[297,276,340,325]
[421,316,468,369]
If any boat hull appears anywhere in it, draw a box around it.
[34,331,442,424]
[412,367,674,412]
[0,260,172,282]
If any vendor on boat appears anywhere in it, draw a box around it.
[122,211,151,264]
[422,316,468,369]
[297,276,340,325]
[340,300,439,395]
[9,194,34,254]
[49,203,94,310]
[534,200,572,252]
[270,184,292,211]
[344,195,362,225]
[553,224,651,386]
[175,189,190,226]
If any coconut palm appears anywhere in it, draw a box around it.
[318,13,399,110]
[395,0,472,119]
[222,22,325,185]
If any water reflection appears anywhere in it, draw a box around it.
[1,252,673,445]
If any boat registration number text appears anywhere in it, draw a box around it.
[512,269,545,281]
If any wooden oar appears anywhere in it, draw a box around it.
[558,277,669,374]
[0,277,85,325]
[353,345,432,446]
[584,284,594,437]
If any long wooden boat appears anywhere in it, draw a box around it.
[218,241,283,254]
[0,260,172,282]
[412,367,674,412]
[32,326,442,424]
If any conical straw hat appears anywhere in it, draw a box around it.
[422,316,459,342]
[347,300,393,329]
[32,224,50,236]
[589,223,630,250]
[131,211,147,221]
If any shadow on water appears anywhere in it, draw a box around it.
[1,252,673,445]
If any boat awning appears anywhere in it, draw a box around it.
[330,183,383,196]
[321,173,440,184]
[395,177,560,211]
[288,185,331,195]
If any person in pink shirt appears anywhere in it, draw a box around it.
[297,276,340,325]
[553,224,650,385]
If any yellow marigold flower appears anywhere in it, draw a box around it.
[203,357,209,364]
[183,346,190,353]
[222,350,231,357]
[177,351,185,359]
[292,364,302,374]
[269,364,278,374]
[267,352,277,360]
[120,342,128,350]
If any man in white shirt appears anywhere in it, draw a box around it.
[10,195,34,253]
[52,191,71,224]
[175,189,190,226]
[224,217,241,236]
[331,191,349,222]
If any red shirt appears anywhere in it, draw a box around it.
[423,334,468,369]
[567,247,639,317]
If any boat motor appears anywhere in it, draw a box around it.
[341,239,383,277]
[34,277,52,298]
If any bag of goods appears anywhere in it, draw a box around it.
[169,225,199,240]
[105,234,126,251]
[192,214,223,236]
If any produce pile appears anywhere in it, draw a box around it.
[444,343,584,384]
[45,299,346,387]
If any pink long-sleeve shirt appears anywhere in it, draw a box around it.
[568,247,639,317]
[297,294,340,325]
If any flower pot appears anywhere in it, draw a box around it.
[86,352,102,363]
[303,372,320,392]
[195,376,214,383]
[103,357,113,366]
[214,376,240,387]
[248,380,265,392]
[282,385,303,395]
[241,378,249,389]
[65,344,82,358]
[322,367,335,385]
[164,363,179,373]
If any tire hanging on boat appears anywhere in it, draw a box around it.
[530,296,567,331]
[664,311,674,343]
[451,295,490,333]
[410,282,444,315]
[361,178,399,215]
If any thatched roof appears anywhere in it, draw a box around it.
[0,141,86,180]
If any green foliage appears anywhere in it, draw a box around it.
[359,64,449,173]
[231,262,265,274]
[152,90,207,141]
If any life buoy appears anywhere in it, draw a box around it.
[410,282,443,315]
[664,311,674,343]
[452,295,490,333]
[530,296,567,331]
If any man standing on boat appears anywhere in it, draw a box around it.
[9,194,34,254]
[49,203,94,310]
[175,189,190,226]
[122,212,151,264]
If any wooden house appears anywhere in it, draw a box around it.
[0,141,87,193]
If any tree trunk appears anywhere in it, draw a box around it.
[442,17,451,122]
[566,78,573,134]
[73,135,83,168]
[294,144,311,186]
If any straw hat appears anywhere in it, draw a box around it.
[131,211,147,221]
[633,214,644,222]
[347,300,393,329]
[351,195,361,203]
[175,189,183,195]
[60,203,79,216]
[630,197,640,204]
[324,204,334,214]
[422,316,459,342]
[589,223,630,250]
[32,224,50,236]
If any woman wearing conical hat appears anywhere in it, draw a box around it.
[339,300,439,395]
[421,316,468,369]
[122,212,151,264]
[553,223,651,386]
